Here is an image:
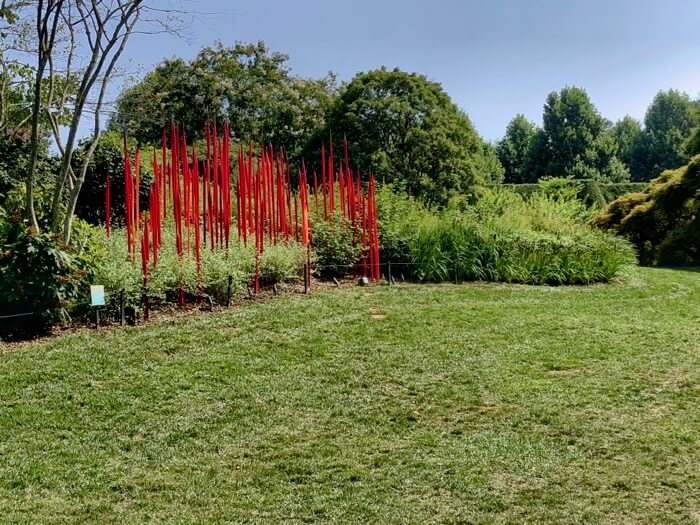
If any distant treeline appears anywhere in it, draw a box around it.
[497,88,700,185]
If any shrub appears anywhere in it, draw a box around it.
[380,184,635,285]
[504,179,647,208]
[592,155,700,265]
[74,131,154,226]
[375,185,429,267]
[310,215,360,278]
[93,223,307,317]
[0,213,102,334]
[260,242,307,285]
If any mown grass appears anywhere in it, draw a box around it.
[1,267,700,523]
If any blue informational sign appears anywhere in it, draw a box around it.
[90,285,105,307]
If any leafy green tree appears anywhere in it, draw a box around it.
[631,90,699,181]
[540,86,628,182]
[479,142,505,185]
[73,131,153,226]
[542,86,602,176]
[612,116,643,167]
[113,58,206,142]
[497,114,539,183]
[683,100,700,157]
[311,67,502,205]
[112,41,336,158]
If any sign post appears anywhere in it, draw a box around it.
[90,285,105,328]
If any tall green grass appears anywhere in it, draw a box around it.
[412,216,634,285]
[380,185,636,285]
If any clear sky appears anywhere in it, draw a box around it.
[120,0,700,141]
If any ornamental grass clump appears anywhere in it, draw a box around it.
[379,185,636,285]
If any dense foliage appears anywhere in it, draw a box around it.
[499,87,628,183]
[73,131,154,225]
[112,41,336,159]
[496,114,540,183]
[499,88,700,184]
[629,90,700,181]
[309,68,503,205]
[375,184,635,285]
[541,87,628,182]
[309,216,361,278]
[612,116,643,168]
[503,178,647,208]
[96,224,307,316]
[592,155,700,265]
[0,214,101,335]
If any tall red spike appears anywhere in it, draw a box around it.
[328,136,335,215]
[192,144,202,301]
[123,139,134,257]
[312,170,319,221]
[321,143,327,219]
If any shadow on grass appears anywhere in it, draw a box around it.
[653,265,700,274]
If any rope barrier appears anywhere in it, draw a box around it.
[0,312,34,320]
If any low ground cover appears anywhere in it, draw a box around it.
[1,267,699,523]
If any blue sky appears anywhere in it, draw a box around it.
[120,0,700,141]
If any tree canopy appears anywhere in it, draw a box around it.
[539,86,628,182]
[630,90,699,181]
[612,116,643,167]
[112,41,336,158]
[497,114,540,183]
[310,67,503,205]
[497,87,632,183]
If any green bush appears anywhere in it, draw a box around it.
[260,243,307,285]
[74,131,154,226]
[310,215,360,278]
[94,223,306,317]
[592,155,700,265]
[376,185,429,267]
[0,214,102,333]
[376,184,635,285]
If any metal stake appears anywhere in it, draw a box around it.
[227,275,233,307]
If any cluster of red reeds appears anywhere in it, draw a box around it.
[236,146,312,292]
[314,138,380,282]
[235,138,381,288]
[108,122,381,309]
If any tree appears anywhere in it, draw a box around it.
[19,1,188,244]
[72,130,152,225]
[112,41,337,159]
[0,2,53,204]
[497,114,539,183]
[631,90,699,181]
[21,0,145,243]
[542,86,602,177]
[311,67,502,205]
[113,57,204,141]
[611,116,642,167]
[684,110,700,158]
[540,86,628,182]
[593,155,700,265]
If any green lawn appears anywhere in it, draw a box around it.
[2,267,700,524]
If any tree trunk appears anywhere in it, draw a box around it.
[25,55,46,232]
